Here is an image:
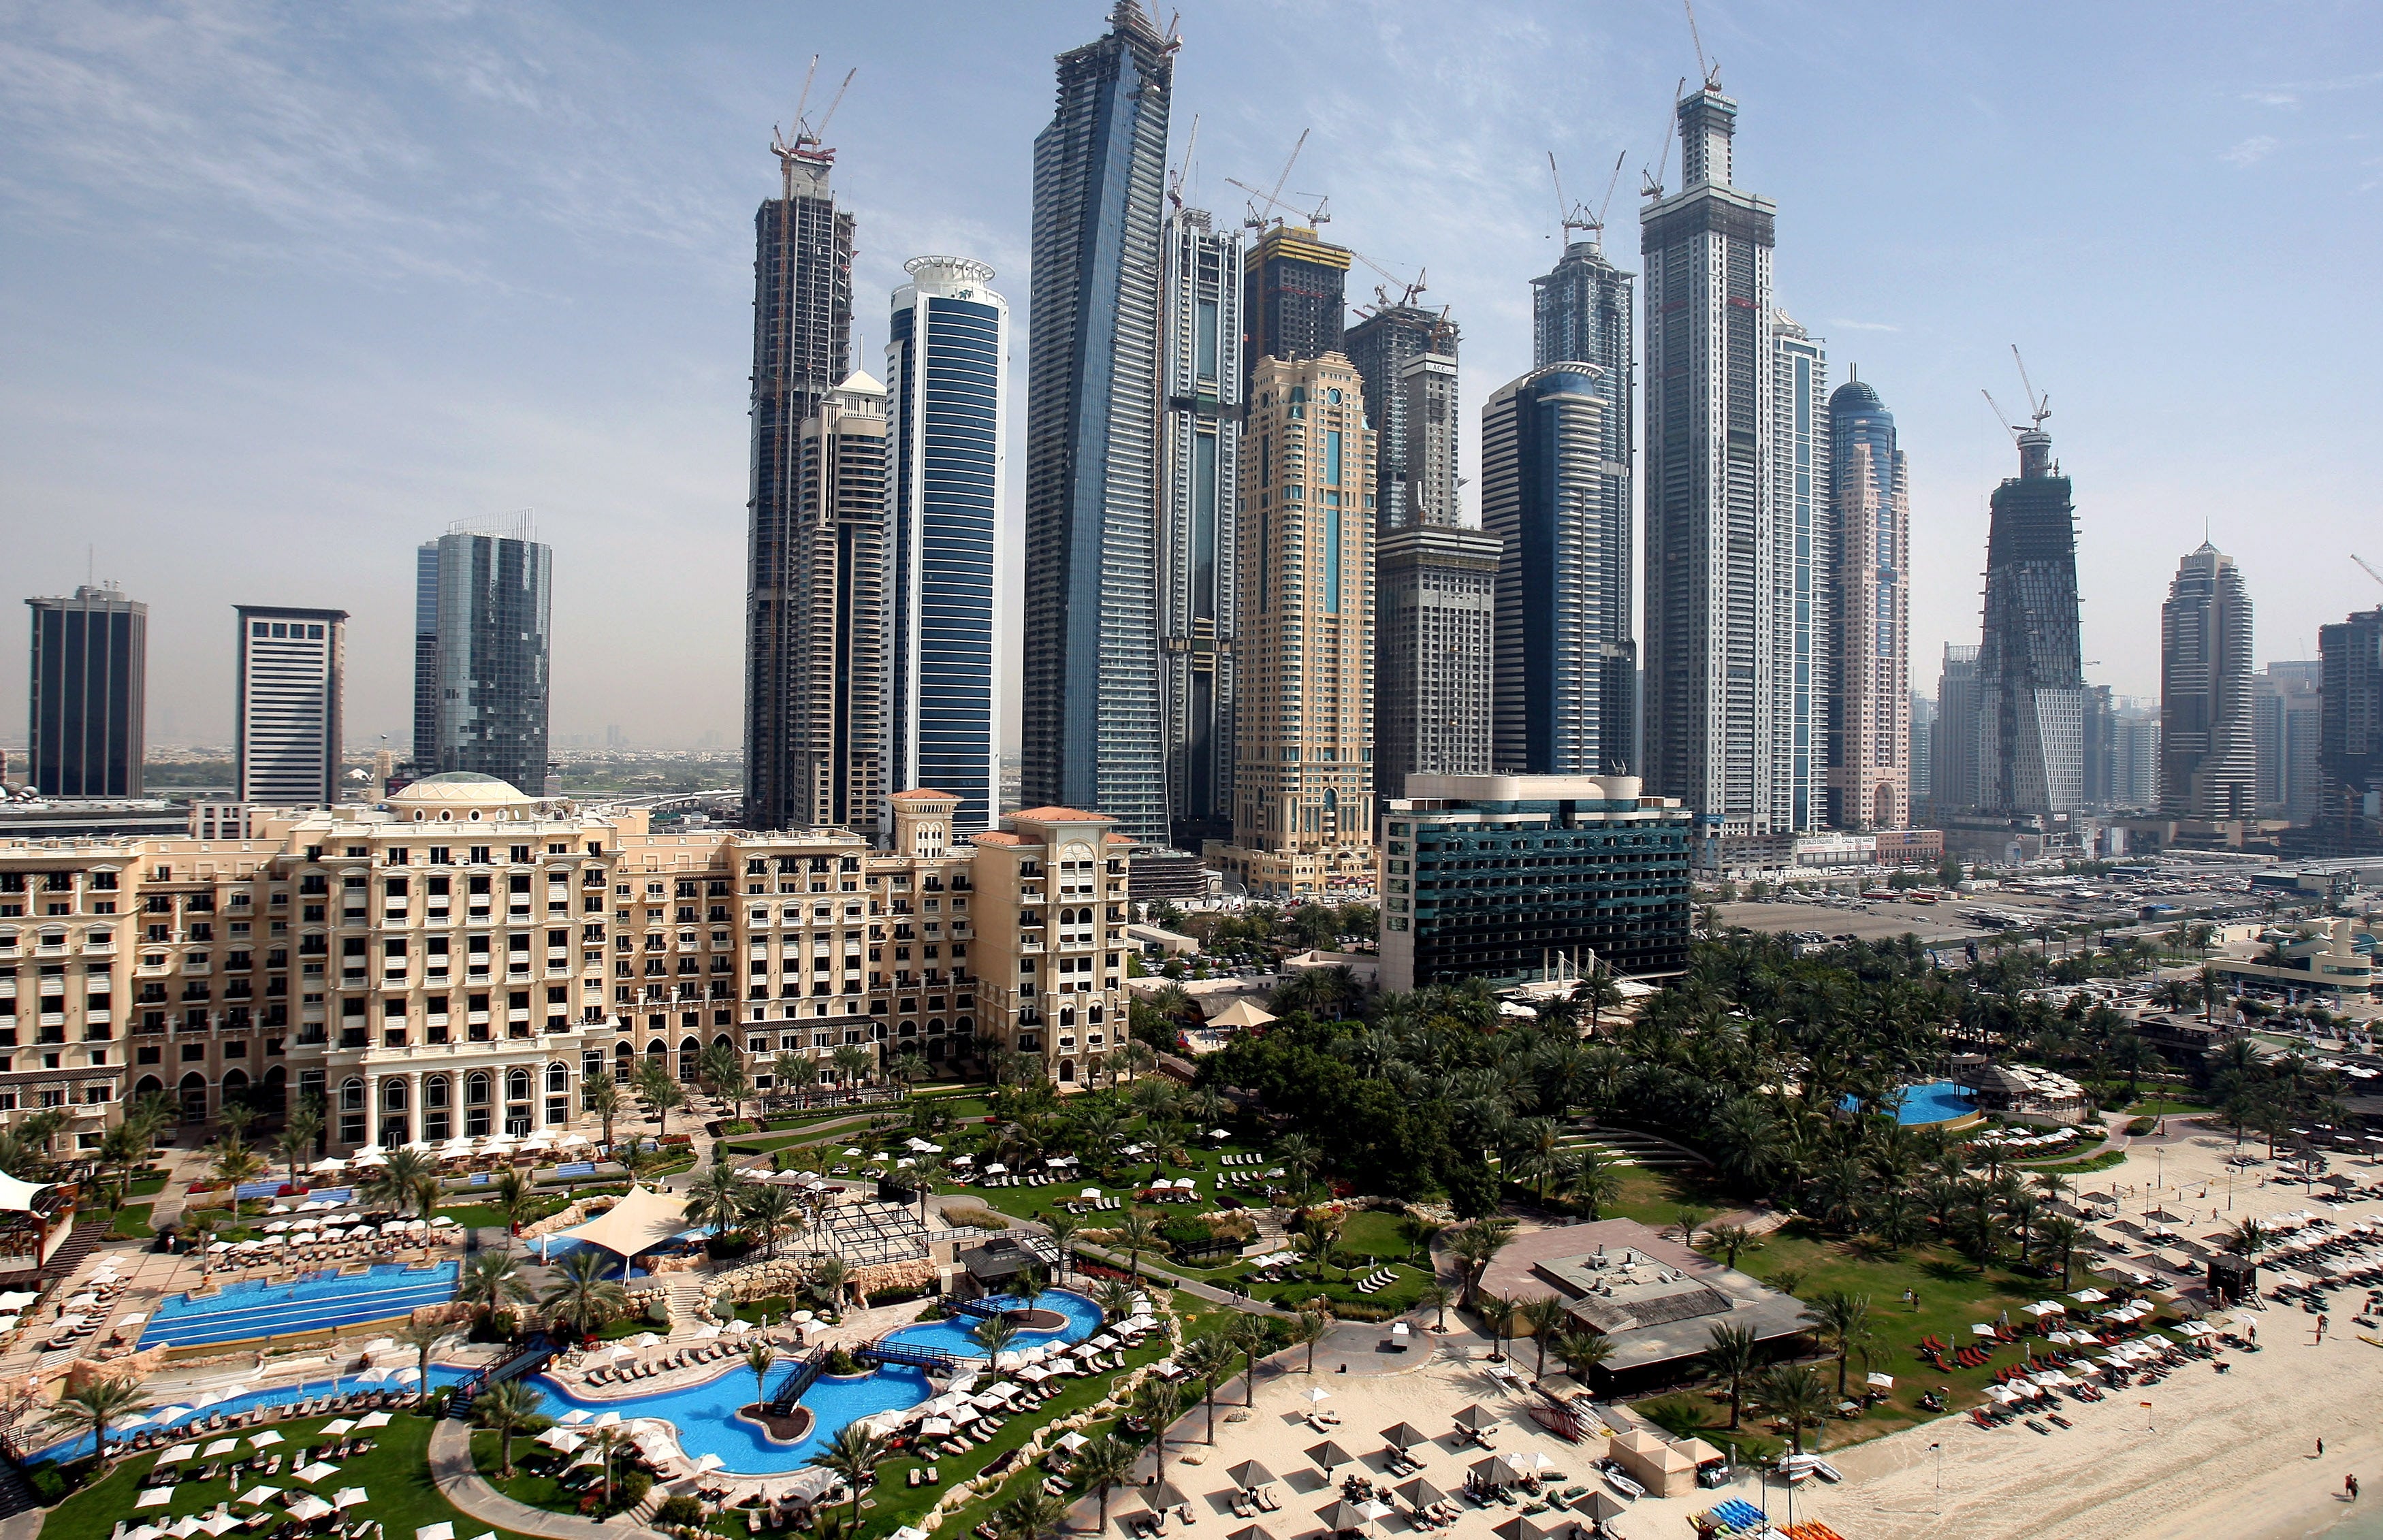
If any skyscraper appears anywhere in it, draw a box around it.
[1215,354,1376,897]
[235,606,347,806]
[1241,223,1349,385]
[1344,304,1458,530]
[1931,644,1981,816]
[1825,374,1909,830]
[764,371,889,833]
[2159,542,2256,820]
[2254,661,2323,824]
[1975,424,2084,816]
[2318,609,2383,850]
[1910,691,1936,812]
[1641,84,1819,846]
[25,585,145,799]
[1020,1,1174,844]
[1483,366,1633,776]
[745,124,856,832]
[413,519,553,797]
[886,257,1008,835]
[1157,206,1243,848]
[1531,229,1634,600]
[1376,523,1501,792]
[1770,315,1829,834]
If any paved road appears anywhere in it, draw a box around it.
[427,1416,673,1540]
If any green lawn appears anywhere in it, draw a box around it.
[2018,1149,2128,1177]
[42,1409,528,1540]
[101,1203,155,1239]
[2126,1097,2213,1116]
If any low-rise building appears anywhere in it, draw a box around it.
[1378,774,1692,993]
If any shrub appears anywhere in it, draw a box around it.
[645,1298,673,1325]
[705,1234,754,1261]
[942,1203,1008,1231]
[1158,1219,1209,1250]
[718,1120,755,1136]
[609,1471,653,1513]
[655,1495,708,1527]
[867,1285,927,1308]
[27,1464,71,1505]
[823,1347,863,1376]
[2126,1117,2156,1136]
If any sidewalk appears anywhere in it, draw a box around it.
[426,1417,672,1540]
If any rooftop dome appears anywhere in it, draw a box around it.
[1830,377,1885,413]
[387,771,537,813]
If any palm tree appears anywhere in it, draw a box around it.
[1092,1277,1140,1325]
[809,1423,888,1528]
[991,1488,1071,1540]
[743,1185,801,1259]
[1074,1432,1138,1533]
[1445,1220,1515,1306]
[1275,1135,1322,1200]
[1554,1153,1622,1220]
[453,1258,534,1325]
[635,1060,686,1138]
[398,1316,447,1399]
[211,1139,268,1218]
[1045,1213,1081,1281]
[1135,1379,1187,1487]
[1520,1297,1569,1380]
[2033,1216,2084,1289]
[684,1158,750,1238]
[1396,1215,1439,1265]
[1700,1223,1756,1268]
[774,1052,821,1109]
[492,1169,537,1236]
[1179,1334,1238,1442]
[2225,1217,2270,1259]
[276,1099,323,1188]
[1112,1207,1166,1279]
[1552,1331,1614,1387]
[1753,1364,1832,1455]
[1672,1205,1710,1251]
[1477,1294,1518,1361]
[359,1145,438,1220]
[975,1313,1021,1360]
[1420,1280,1453,1333]
[1801,1292,1872,1400]
[746,1341,778,1407]
[540,1249,632,1338]
[807,1255,852,1314]
[1290,1308,1334,1374]
[473,1379,545,1479]
[44,1377,148,1462]
[582,1072,623,1153]
[1697,1321,1760,1430]
[831,1043,876,1092]
[1227,1313,1273,1407]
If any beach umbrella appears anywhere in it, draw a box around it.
[591,1411,622,1428]
[292,1462,340,1484]
[1227,1528,1277,1540]
[137,1490,174,1510]
[1136,1483,1194,1517]
[1315,1500,1369,1534]
[1396,1479,1447,1511]
[1308,1441,1355,1471]
[1305,1387,1332,1405]
[200,1517,241,1537]
[415,1526,455,1540]
[333,1489,368,1511]
[236,1486,283,1507]
[319,1420,356,1436]
[356,1412,392,1429]
[249,1430,283,1449]
[1575,1492,1628,1523]
[125,1525,165,1540]
[157,1444,198,1463]
[1379,1423,1429,1451]
[1227,1460,1276,1491]
[1451,1405,1492,1431]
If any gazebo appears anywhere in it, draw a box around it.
[1207,999,1277,1030]
[538,1186,691,1278]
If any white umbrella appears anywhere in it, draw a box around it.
[692,1454,726,1474]
[1306,1387,1332,1404]
[137,1490,174,1509]
[1081,1188,1102,1199]
[694,1324,722,1338]
[236,1486,283,1507]
[591,1411,622,1428]
[292,1462,340,1484]
[157,1444,198,1463]
[354,1368,389,1385]
[333,1488,368,1510]
[630,1332,663,1348]
[560,1134,591,1147]
[201,1515,241,1536]
[430,1216,458,1228]
[310,1157,349,1172]
[393,1368,421,1386]
[319,1419,356,1435]
[724,1319,752,1334]
[249,1430,284,1449]
[356,1411,392,1428]
[557,1409,592,1426]
[415,1524,455,1540]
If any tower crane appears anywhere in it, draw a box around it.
[1349,249,1426,311]
[1167,113,1200,212]
[1683,0,1722,91]
[773,57,856,171]
[1548,152,1607,244]
[2354,554,2383,590]
[2011,344,2051,430]
[1641,78,1684,199]
[1228,130,1327,231]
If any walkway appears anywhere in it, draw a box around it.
[426,1417,673,1540]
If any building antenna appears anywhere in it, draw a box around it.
[1683,0,1721,90]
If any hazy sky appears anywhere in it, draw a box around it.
[3,1,2378,754]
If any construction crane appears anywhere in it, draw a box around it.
[2354,555,2383,590]
[773,57,855,167]
[1167,113,1200,212]
[2011,344,2051,430]
[1683,0,1723,91]
[1227,130,1327,231]
[1349,248,1426,311]
[1979,389,2024,445]
[1548,152,1600,244]
[1641,78,1685,199]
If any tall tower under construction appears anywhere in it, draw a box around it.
[1977,421,2084,817]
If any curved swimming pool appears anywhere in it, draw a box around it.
[1885,1081,1981,1126]
[523,1287,1108,1474]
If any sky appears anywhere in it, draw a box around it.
[1,0,2379,755]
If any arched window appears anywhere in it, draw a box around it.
[1087,1006,1104,1024]
[466,1072,491,1106]
[340,1077,366,1111]
[615,1042,636,1078]
[134,1075,163,1098]
[712,1033,733,1050]
[382,1079,407,1110]
[426,1076,451,1108]
[546,1062,568,1094]
[507,1068,532,1102]
[179,1072,209,1122]
[1057,1060,1076,1083]
[646,1039,668,1059]
[221,1068,250,1095]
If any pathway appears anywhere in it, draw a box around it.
[426,1417,673,1540]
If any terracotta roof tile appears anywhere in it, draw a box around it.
[1010,806,1115,824]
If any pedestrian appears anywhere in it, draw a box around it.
[2349,1474,2361,1501]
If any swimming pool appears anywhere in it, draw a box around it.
[31,1366,479,1464]
[522,1287,1108,1475]
[140,1262,461,1348]
[1883,1082,1981,1126]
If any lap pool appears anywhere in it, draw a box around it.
[140,1262,461,1348]
[523,1287,1108,1475]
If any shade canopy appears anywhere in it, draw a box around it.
[1228,1460,1276,1490]
[548,1186,690,1257]
[1452,1405,1494,1431]
[1309,1441,1355,1470]
[1379,1423,1430,1451]
[0,1170,52,1213]
[1209,999,1277,1029]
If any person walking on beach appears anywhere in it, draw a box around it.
[2348,1474,2360,1501]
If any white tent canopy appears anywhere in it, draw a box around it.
[0,1171,52,1213]
[542,1186,690,1266]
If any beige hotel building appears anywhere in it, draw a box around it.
[0,773,1127,1156]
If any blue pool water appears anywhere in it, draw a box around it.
[521,1288,1109,1475]
[32,1366,478,1465]
[1882,1082,1980,1125]
[141,1262,460,1348]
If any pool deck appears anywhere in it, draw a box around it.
[427,1417,673,1540]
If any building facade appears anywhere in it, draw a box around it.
[2318,609,2383,850]
[968,806,1132,1089]
[1376,524,1501,796]
[1484,366,1635,778]
[745,130,857,833]
[1640,86,1815,849]
[2159,542,2256,822]
[1930,644,1981,816]
[1825,376,1908,830]
[1768,315,1828,835]
[1344,304,1458,531]
[2255,661,2323,825]
[1211,353,1377,897]
[413,522,554,797]
[771,372,890,834]
[25,586,145,800]
[1379,773,1693,993]
[1975,426,2084,817]
[886,258,1008,836]
[235,607,347,808]
[1241,224,1349,386]
[1157,207,1243,850]
[1020,1,1174,845]
[1910,692,1936,815]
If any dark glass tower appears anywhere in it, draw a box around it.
[1343,304,1457,531]
[1976,427,2084,816]
[1021,1,1174,843]
[1241,224,1349,387]
[745,132,856,831]
[414,522,553,797]
[25,585,145,798]
[2318,609,2383,850]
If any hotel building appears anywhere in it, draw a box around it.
[235,606,348,808]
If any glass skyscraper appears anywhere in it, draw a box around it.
[413,519,552,797]
[1977,426,2084,816]
[25,584,145,799]
[886,257,1008,836]
[1021,1,1174,844]
[2160,542,2256,820]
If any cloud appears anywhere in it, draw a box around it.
[1829,318,1901,333]
[2240,68,2383,108]
[2222,135,2280,166]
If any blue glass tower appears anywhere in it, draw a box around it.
[1825,374,1910,829]
[887,257,1008,835]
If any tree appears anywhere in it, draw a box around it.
[1112,1207,1167,1279]
[1552,1331,1614,1386]
[1477,1294,1518,1361]
[743,1185,801,1260]
[684,1158,750,1238]
[1754,1364,1832,1454]
[1697,1321,1760,1430]
[1445,1221,1514,1306]
[493,1169,537,1236]
[1227,1313,1274,1408]
[210,1139,268,1218]
[1555,1151,1622,1220]
[359,1146,438,1220]
[582,1072,623,1153]
[773,1052,820,1108]
[95,1119,149,1213]
[1396,1215,1440,1264]
[473,1379,546,1480]
[974,1313,1020,1360]
[1074,1432,1138,1535]
[831,1043,876,1091]
[277,1098,323,1189]
[44,1377,148,1462]
[1801,1292,1873,1400]
[398,1317,447,1398]
[2034,1216,2084,1289]
[1701,1223,1756,1269]
[1290,1309,1334,1374]
[1045,1213,1081,1282]
[809,1423,889,1528]
[1134,1379,1187,1488]
[746,1341,778,1408]
[1179,1334,1239,1443]
[1093,1278,1140,1325]
[1520,1297,1569,1380]
[807,1255,853,1314]
[635,1059,686,1138]
[540,1249,632,1338]
[991,1489,1071,1540]
[698,1042,752,1119]
[1672,1204,1711,1251]
[1420,1280,1453,1333]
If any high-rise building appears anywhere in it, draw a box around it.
[413,519,553,797]
[744,125,857,833]
[1910,692,1936,812]
[1641,84,1820,846]
[25,585,145,799]
[1019,1,1174,845]
[1157,206,1243,849]
[1931,644,1981,816]
[886,257,1008,836]
[1376,524,1501,793]
[1212,353,1376,897]
[2114,709,2163,809]
[1483,366,1634,777]
[1976,425,2083,816]
[1241,223,1349,386]
[1345,304,1458,530]
[2159,542,2256,820]
[2082,684,2118,810]
[2318,609,2383,850]
[763,371,889,833]
[234,606,347,806]
[1824,374,1909,830]
[2254,661,2323,824]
